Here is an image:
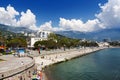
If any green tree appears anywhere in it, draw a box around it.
[48,33,58,40]
[0,32,6,46]
[7,38,27,48]
[79,40,98,47]
[34,39,57,49]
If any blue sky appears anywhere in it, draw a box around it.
[0,0,107,26]
[0,0,120,32]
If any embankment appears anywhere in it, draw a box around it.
[0,56,36,80]
[35,47,106,80]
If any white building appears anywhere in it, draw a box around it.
[28,30,52,48]
[97,42,110,47]
[36,30,51,38]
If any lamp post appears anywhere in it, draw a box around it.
[38,44,41,54]
[54,39,58,50]
[64,44,66,51]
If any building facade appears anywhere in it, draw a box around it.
[28,30,52,48]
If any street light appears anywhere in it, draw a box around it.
[64,44,66,51]
[38,44,41,54]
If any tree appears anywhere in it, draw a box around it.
[79,40,98,47]
[109,41,120,46]
[0,32,6,46]
[48,33,58,40]
[34,39,57,49]
[7,38,27,48]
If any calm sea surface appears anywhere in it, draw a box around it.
[44,48,120,80]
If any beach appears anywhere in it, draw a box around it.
[34,47,106,80]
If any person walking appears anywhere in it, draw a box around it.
[38,48,40,54]
[37,70,43,80]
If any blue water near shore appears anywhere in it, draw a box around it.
[44,48,120,80]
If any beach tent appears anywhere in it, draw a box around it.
[18,48,25,57]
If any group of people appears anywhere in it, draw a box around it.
[32,70,43,80]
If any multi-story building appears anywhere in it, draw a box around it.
[27,30,52,48]
[97,42,110,47]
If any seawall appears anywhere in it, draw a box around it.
[0,47,106,80]
[35,47,106,80]
[0,56,36,80]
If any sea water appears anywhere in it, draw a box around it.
[44,48,120,80]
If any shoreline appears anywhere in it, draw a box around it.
[34,47,107,80]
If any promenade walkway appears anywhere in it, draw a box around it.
[33,47,106,80]
[0,55,32,72]
[0,47,106,80]
[0,55,34,79]
[27,47,105,71]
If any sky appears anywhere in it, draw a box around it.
[0,0,120,32]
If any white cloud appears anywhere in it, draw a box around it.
[0,5,37,30]
[96,0,120,28]
[1,0,120,32]
[39,21,53,31]
[58,0,120,32]
[59,18,101,32]
[39,21,62,31]
[59,18,83,31]
[0,5,19,26]
[17,9,37,30]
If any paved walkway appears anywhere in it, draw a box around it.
[0,47,105,80]
[29,48,78,57]
[0,55,33,73]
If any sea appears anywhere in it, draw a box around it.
[44,48,120,80]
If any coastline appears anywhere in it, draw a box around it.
[34,47,107,80]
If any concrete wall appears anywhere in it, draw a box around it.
[0,59,36,80]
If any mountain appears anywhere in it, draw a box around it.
[55,28,120,41]
[0,24,34,33]
[0,24,120,41]
[55,31,86,39]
